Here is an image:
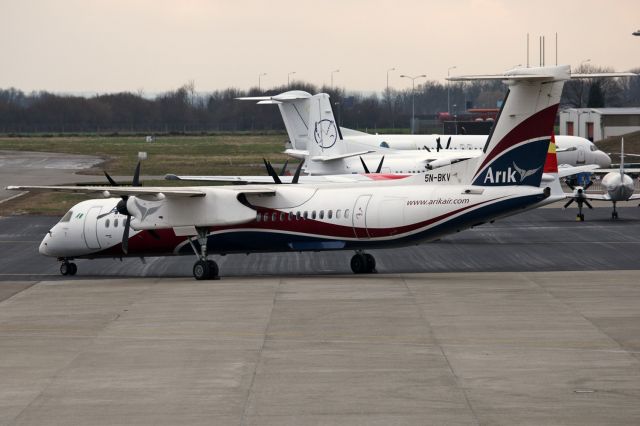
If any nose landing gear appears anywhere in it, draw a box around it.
[59,259,77,276]
[350,251,377,274]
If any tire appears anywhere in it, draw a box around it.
[206,260,219,279]
[69,263,78,276]
[364,254,376,273]
[60,263,69,276]
[193,260,210,280]
[350,253,366,274]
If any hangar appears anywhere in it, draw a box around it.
[559,107,640,142]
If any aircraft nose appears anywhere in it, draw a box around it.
[39,233,51,256]
[596,151,611,168]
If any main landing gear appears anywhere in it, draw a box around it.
[59,259,77,276]
[350,251,377,274]
[189,228,219,280]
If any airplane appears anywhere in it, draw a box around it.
[564,137,640,220]
[237,90,612,169]
[8,65,572,280]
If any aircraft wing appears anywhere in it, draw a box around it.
[165,174,412,184]
[310,150,375,162]
[591,168,640,174]
[7,185,208,198]
[557,164,600,178]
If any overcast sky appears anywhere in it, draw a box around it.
[1,0,638,94]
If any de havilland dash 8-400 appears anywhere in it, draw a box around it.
[7,65,593,280]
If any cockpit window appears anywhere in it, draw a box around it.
[590,144,597,151]
[59,210,73,223]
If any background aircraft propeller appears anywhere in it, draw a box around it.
[436,137,442,152]
[359,156,385,174]
[263,159,304,184]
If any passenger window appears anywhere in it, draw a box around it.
[312,211,317,219]
[336,209,342,219]
[59,210,73,223]
[303,211,308,219]
[272,213,277,222]
[105,219,110,228]
[114,218,119,227]
[288,211,293,221]
[263,213,269,222]
[256,213,261,222]
[328,210,333,219]
[280,212,285,222]
[296,211,301,220]
[319,210,324,219]
[345,209,350,219]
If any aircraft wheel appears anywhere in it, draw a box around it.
[350,253,367,274]
[612,212,618,220]
[364,253,376,273]
[206,260,220,280]
[193,260,210,280]
[68,263,78,276]
[60,263,69,276]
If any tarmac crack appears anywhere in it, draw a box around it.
[401,276,481,426]
[239,278,280,426]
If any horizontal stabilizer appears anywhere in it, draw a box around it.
[310,150,375,162]
[7,185,206,198]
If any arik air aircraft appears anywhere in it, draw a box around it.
[237,88,611,171]
[9,65,575,280]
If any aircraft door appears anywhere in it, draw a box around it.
[83,206,102,250]
[352,195,371,238]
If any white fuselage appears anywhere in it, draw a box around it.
[39,176,547,259]
[600,172,636,201]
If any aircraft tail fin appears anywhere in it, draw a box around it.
[449,65,570,187]
[237,91,312,150]
[306,93,345,159]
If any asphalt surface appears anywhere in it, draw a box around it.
[1,206,639,280]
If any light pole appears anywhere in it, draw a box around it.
[386,67,395,93]
[258,73,267,92]
[331,69,340,87]
[400,74,427,134]
[578,59,590,107]
[447,66,457,115]
[287,71,296,87]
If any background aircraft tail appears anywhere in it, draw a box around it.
[237,91,312,150]
[449,65,570,187]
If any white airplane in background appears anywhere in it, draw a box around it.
[564,137,640,220]
[9,65,571,280]
[237,90,612,169]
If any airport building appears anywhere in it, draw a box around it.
[559,107,640,142]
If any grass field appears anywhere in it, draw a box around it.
[0,134,292,215]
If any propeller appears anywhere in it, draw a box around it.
[584,180,594,191]
[445,136,452,149]
[279,160,289,176]
[359,156,385,174]
[263,159,304,184]
[422,145,431,152]
[563,199,574,208]
[436,137,442,152]
[117,161,142,254]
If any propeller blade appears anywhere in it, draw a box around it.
[423,145,431,152]
[122,215,131,254]
[563,199,575,208]
[359,157,370,174]
[584,180,593,190]
[97,211,113,219]
[436,137,442,152]
[262,159,282,184]
[104,171,118,186]
[584,200,594,209]
[132,161,141,187]
[375,156,385,173]
[445,136,452,149]
[279,160,289,176]
[292,161,304,184]
[564,179,575,191]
